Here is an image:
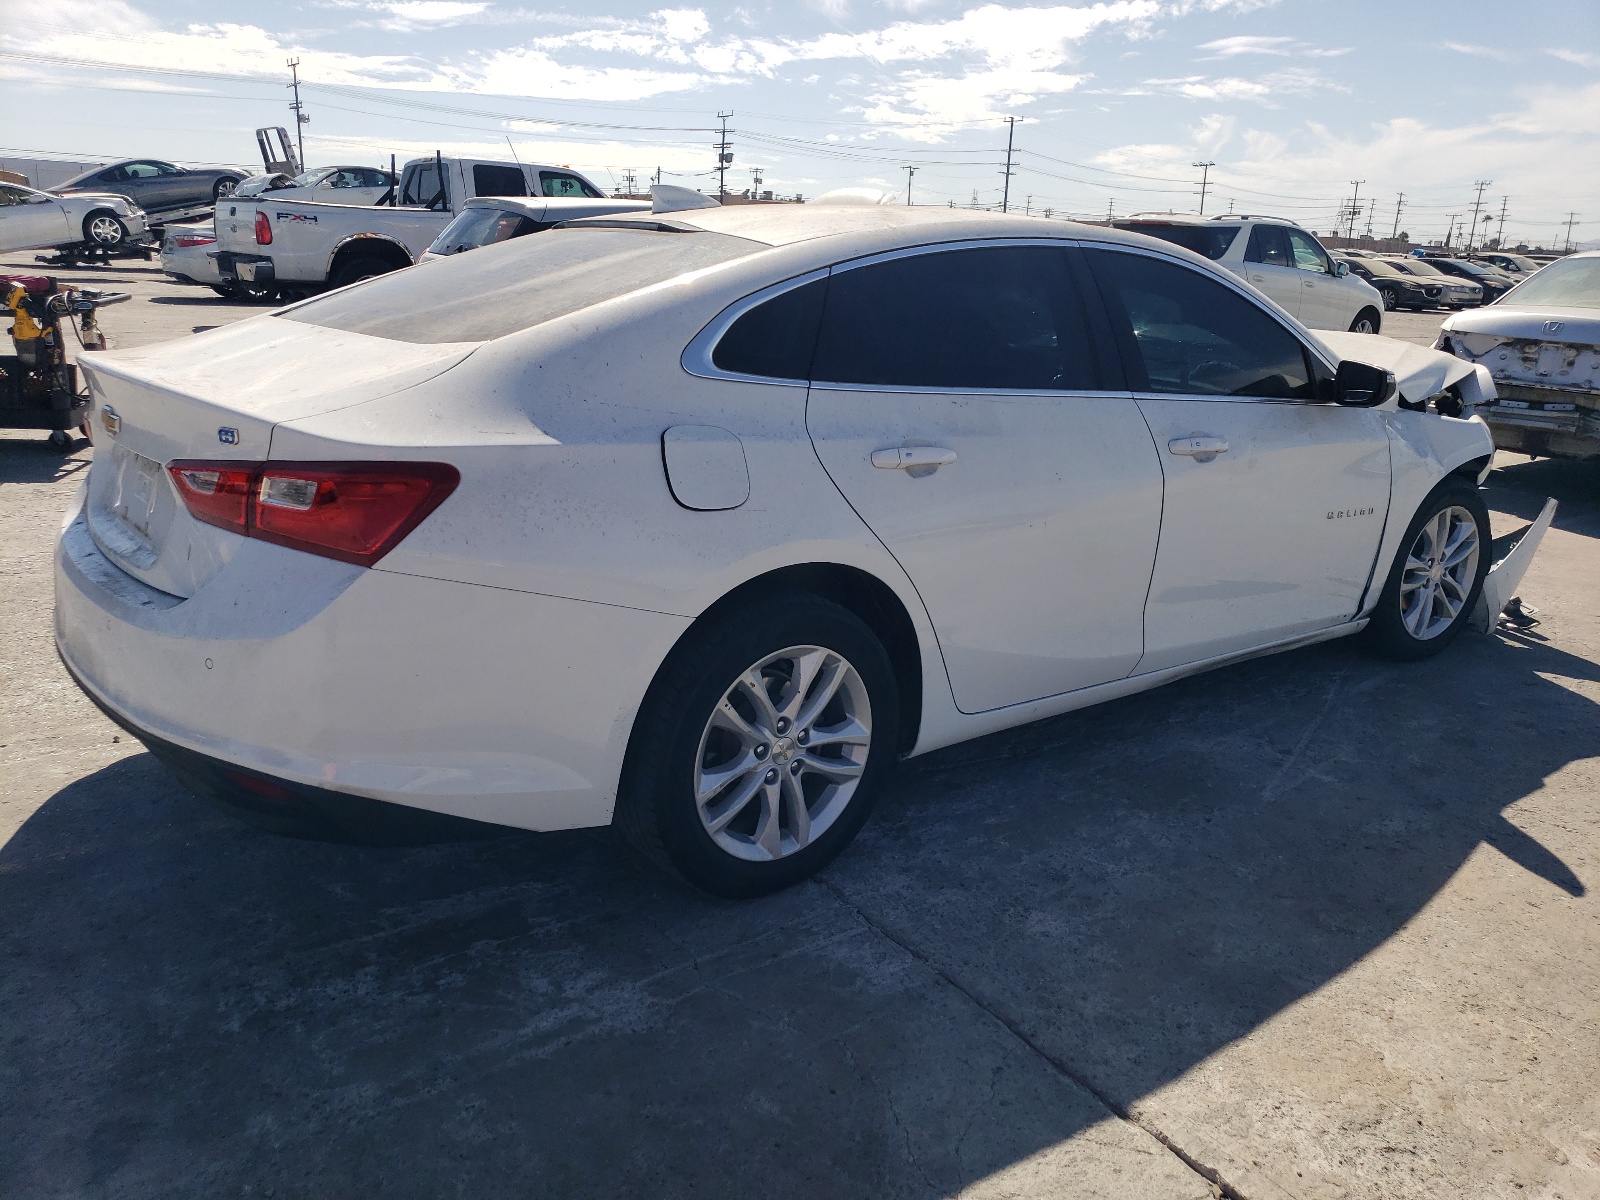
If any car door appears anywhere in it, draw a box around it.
[1239,224,1303,318]
[114,161,166,209]
[1082,245,1392,673]
[801,242,1165,713]
[1285,227,1344,328]
[0,185,71,251]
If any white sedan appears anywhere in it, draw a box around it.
[56,205,1524,897]
[233,165,396,207]
[0,180,150,252]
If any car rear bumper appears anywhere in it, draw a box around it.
[212,251,275,285]
[54,493,690,837]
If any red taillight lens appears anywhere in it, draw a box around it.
[167,462,253,533]
[174,233,215,248]
[254,211,272,245]
[167,461,459,567]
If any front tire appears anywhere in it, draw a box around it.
[83,211,127,248]
[1349,306,1382,334]
[1378,286,1398,311]
[617,595,899,898]
[1364,478,1490,661]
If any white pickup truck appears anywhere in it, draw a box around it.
[212,155,616,292]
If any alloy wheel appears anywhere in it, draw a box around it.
[87,215,123,245]
[1399,505,1481,640]
[694,645,872,862]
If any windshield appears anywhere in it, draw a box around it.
[283,225,765,343]
[1356,259,1404,278]
[1393,259,1446,277]
[1498,256,1600,309]
[428,206,539,255]
[290,168,336,187]
[1116,223,1239,261]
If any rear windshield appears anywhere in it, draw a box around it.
[1115,223,1239,261]
[1498,256,1600,309]
[281,226,764,343]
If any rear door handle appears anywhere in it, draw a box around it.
[1168,436,1229,462]
[871,446,957,469]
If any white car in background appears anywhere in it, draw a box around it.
[234,166,397,207]
[418,194,652,261]
[58,205,1541,898]
[0,180,150,252]
[1438,249,1600,460]
[1114,214,1385,333]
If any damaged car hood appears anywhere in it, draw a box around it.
[1441,304,1600,345]
[1313,330,1495,405]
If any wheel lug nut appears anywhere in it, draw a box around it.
[764,768,779,784]
[754,743,768,759]
[796,730,809,746]
[775,717,791,734]
[790,761,802,776]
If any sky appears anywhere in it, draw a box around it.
[1,0,1597,247]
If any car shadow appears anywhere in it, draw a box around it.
[1485,456,1600,530]
[0,437,90,483]
[1,630,1593,1199]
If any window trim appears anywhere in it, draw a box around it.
[1076,239,1338,405]
[683,236,1112,395]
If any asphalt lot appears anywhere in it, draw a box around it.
[2,254,1598,1200]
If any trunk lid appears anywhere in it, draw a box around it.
[80,315,477,597]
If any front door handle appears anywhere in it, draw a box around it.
[1168,435,1229,463]
[871,446,957,470]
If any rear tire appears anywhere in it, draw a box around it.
[329,256,398,289]
[213,178,237,201]
[83,211,127,248]
[48,429,72,450]
[1349,306,1381,334]
[616,594,899,898]
[1363,478,1490,661]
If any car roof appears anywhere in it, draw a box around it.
[605,203,1172,253]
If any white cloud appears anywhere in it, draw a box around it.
[1547,48,1599,69]
[1443,41,1516,63]
[1137,67,1338,103]
[1197,35,1294,57]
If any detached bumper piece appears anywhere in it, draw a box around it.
[1470,497,1559,633]
[212,251,276,286]
[60,652,504,847]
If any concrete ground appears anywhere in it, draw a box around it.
[2,256,1597,1200]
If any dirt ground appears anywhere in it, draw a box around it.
[2,253,1597,1200]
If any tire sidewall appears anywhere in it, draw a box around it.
[84,211,126,247]
[1367,477,1491,660]
[628,599,900,898]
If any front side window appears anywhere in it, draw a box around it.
[154,162,183,176]
[541,172,602,199]
[0,185,25,206]
[1088,249,1314,400]
[1286,228,1332,273]
[1244,225,1292,267]
[473,164,528,197]
[401,163,446,207]
[810,245,1099,391]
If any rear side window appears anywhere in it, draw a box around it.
[283,227,764,344]
[1244,225,1292,267]
[1087,249,1314,400]
[473,164,527,197]
[811,245,1100,391]
[712,278,828,380]
[401,163,446,208]
[428,207,544,256]
[541,172,602,199]
[1117,223,1239,261]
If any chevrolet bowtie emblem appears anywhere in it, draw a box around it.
[100,405,120,436]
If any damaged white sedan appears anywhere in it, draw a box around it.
[55,205,1550,897]
[1438,249,1600,461]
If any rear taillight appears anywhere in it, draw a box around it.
[167,461,459,567]
[254,211,272,245]
[174,233,215,248]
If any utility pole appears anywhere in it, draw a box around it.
[1391,193,1406,239]
[714,111,733,199]
[287,58,308,168]
[904,165,916,206]
[1562,212,1580,251]
[1193,160,1215,216]
[653,166,662,186]
[1346,180,1365,239]
[1445,214,1460,248]
[750,166,763,199]
[1025,194,1032,215]
[1227,197,1235,215]
[1467,179,1492,251]
[1106,198,1114,222]
[620,168,637,197]
[1000,116,1017,213]
[1493,195,1508,248]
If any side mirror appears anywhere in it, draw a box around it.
[1333,260,1349,277]
[1334,360,1396,407]
[27,193,54,204]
